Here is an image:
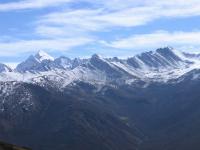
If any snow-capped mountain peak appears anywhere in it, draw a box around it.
[16,51,54,73]
[35,50,54,62]
[0,63,12,73]
[91,54,101,59]
[2,47,200,89]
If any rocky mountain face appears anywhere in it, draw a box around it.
[0,47,200,150]
[0,82,142,150]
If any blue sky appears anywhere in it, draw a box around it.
[1,0,200,66]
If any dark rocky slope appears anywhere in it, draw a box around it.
[0,83,141,150]
[0,141,30,150]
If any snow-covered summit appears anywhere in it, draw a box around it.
[35,50,54,61]
[15,50,55,73]
[1,47,200,89]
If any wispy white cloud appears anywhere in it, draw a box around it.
[0,0,73,11]
[103,31,200,51]
[0,38,93,56]
[2,0,200,28]
[35,26,68,37]
[35,0,200,39]
[2,0,200,35]
[1,0,200,57]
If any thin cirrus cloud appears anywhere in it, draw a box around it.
[0,38,93,56]
[35,0,200,39]
[36,7,155,33]
[1,0,200,58]
[0,0,73,11]
[0,0,133,11]
[103,31,200,51]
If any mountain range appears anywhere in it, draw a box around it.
[0,47,200,87]
[1,47,200,150]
